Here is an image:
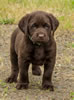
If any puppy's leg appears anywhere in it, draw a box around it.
[6,50,19,83]
[42,57,55,91]
[16,58,29,90]
[42,41,56,91]
[32,64,41,76]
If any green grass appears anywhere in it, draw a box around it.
[0,17,15,24]
[0,0,74,30]
[70,92,74,100]
[65,42,74,48]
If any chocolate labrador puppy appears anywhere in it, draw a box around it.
[6,11,59,91]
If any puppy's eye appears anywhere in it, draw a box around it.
[43,23,50,29]
[31,23,38,28]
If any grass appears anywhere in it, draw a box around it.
[65,42,74,48]
[0,17,15,24]
[70,92,74,100]
[0,0,74,30]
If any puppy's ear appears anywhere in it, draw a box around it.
[18,14,30,34]
[48,14,59,34]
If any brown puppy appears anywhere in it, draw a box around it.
[6,11,59,91]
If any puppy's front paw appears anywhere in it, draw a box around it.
[5,76,17,83]
[42,82,54,91]
[16,83,28,90]
[32,66,41,76]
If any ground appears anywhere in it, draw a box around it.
[0,25,74,100]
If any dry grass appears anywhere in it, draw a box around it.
[0,0,74,30]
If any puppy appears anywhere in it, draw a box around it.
[6,11,59,91]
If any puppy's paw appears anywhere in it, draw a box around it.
[16,83,28,90]
[32,67,41,76]
[42,82,54,91]
[5,76,17,83]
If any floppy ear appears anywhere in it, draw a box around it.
[48,14,59,34]
[18,14,30,34]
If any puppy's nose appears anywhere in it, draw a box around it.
[38,34,44,37]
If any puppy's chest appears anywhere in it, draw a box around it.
[32,46,45,65]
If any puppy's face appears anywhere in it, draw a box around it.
[28,13,51,43]
[18,11,59,44]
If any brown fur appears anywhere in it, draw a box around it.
[6,11,59,91]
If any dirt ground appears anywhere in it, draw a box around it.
[0,25,74,100]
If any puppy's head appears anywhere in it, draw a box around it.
[18,11,59,44]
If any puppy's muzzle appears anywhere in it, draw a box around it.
[31,32,49,43]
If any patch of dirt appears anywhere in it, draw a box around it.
[0,25,74,100]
